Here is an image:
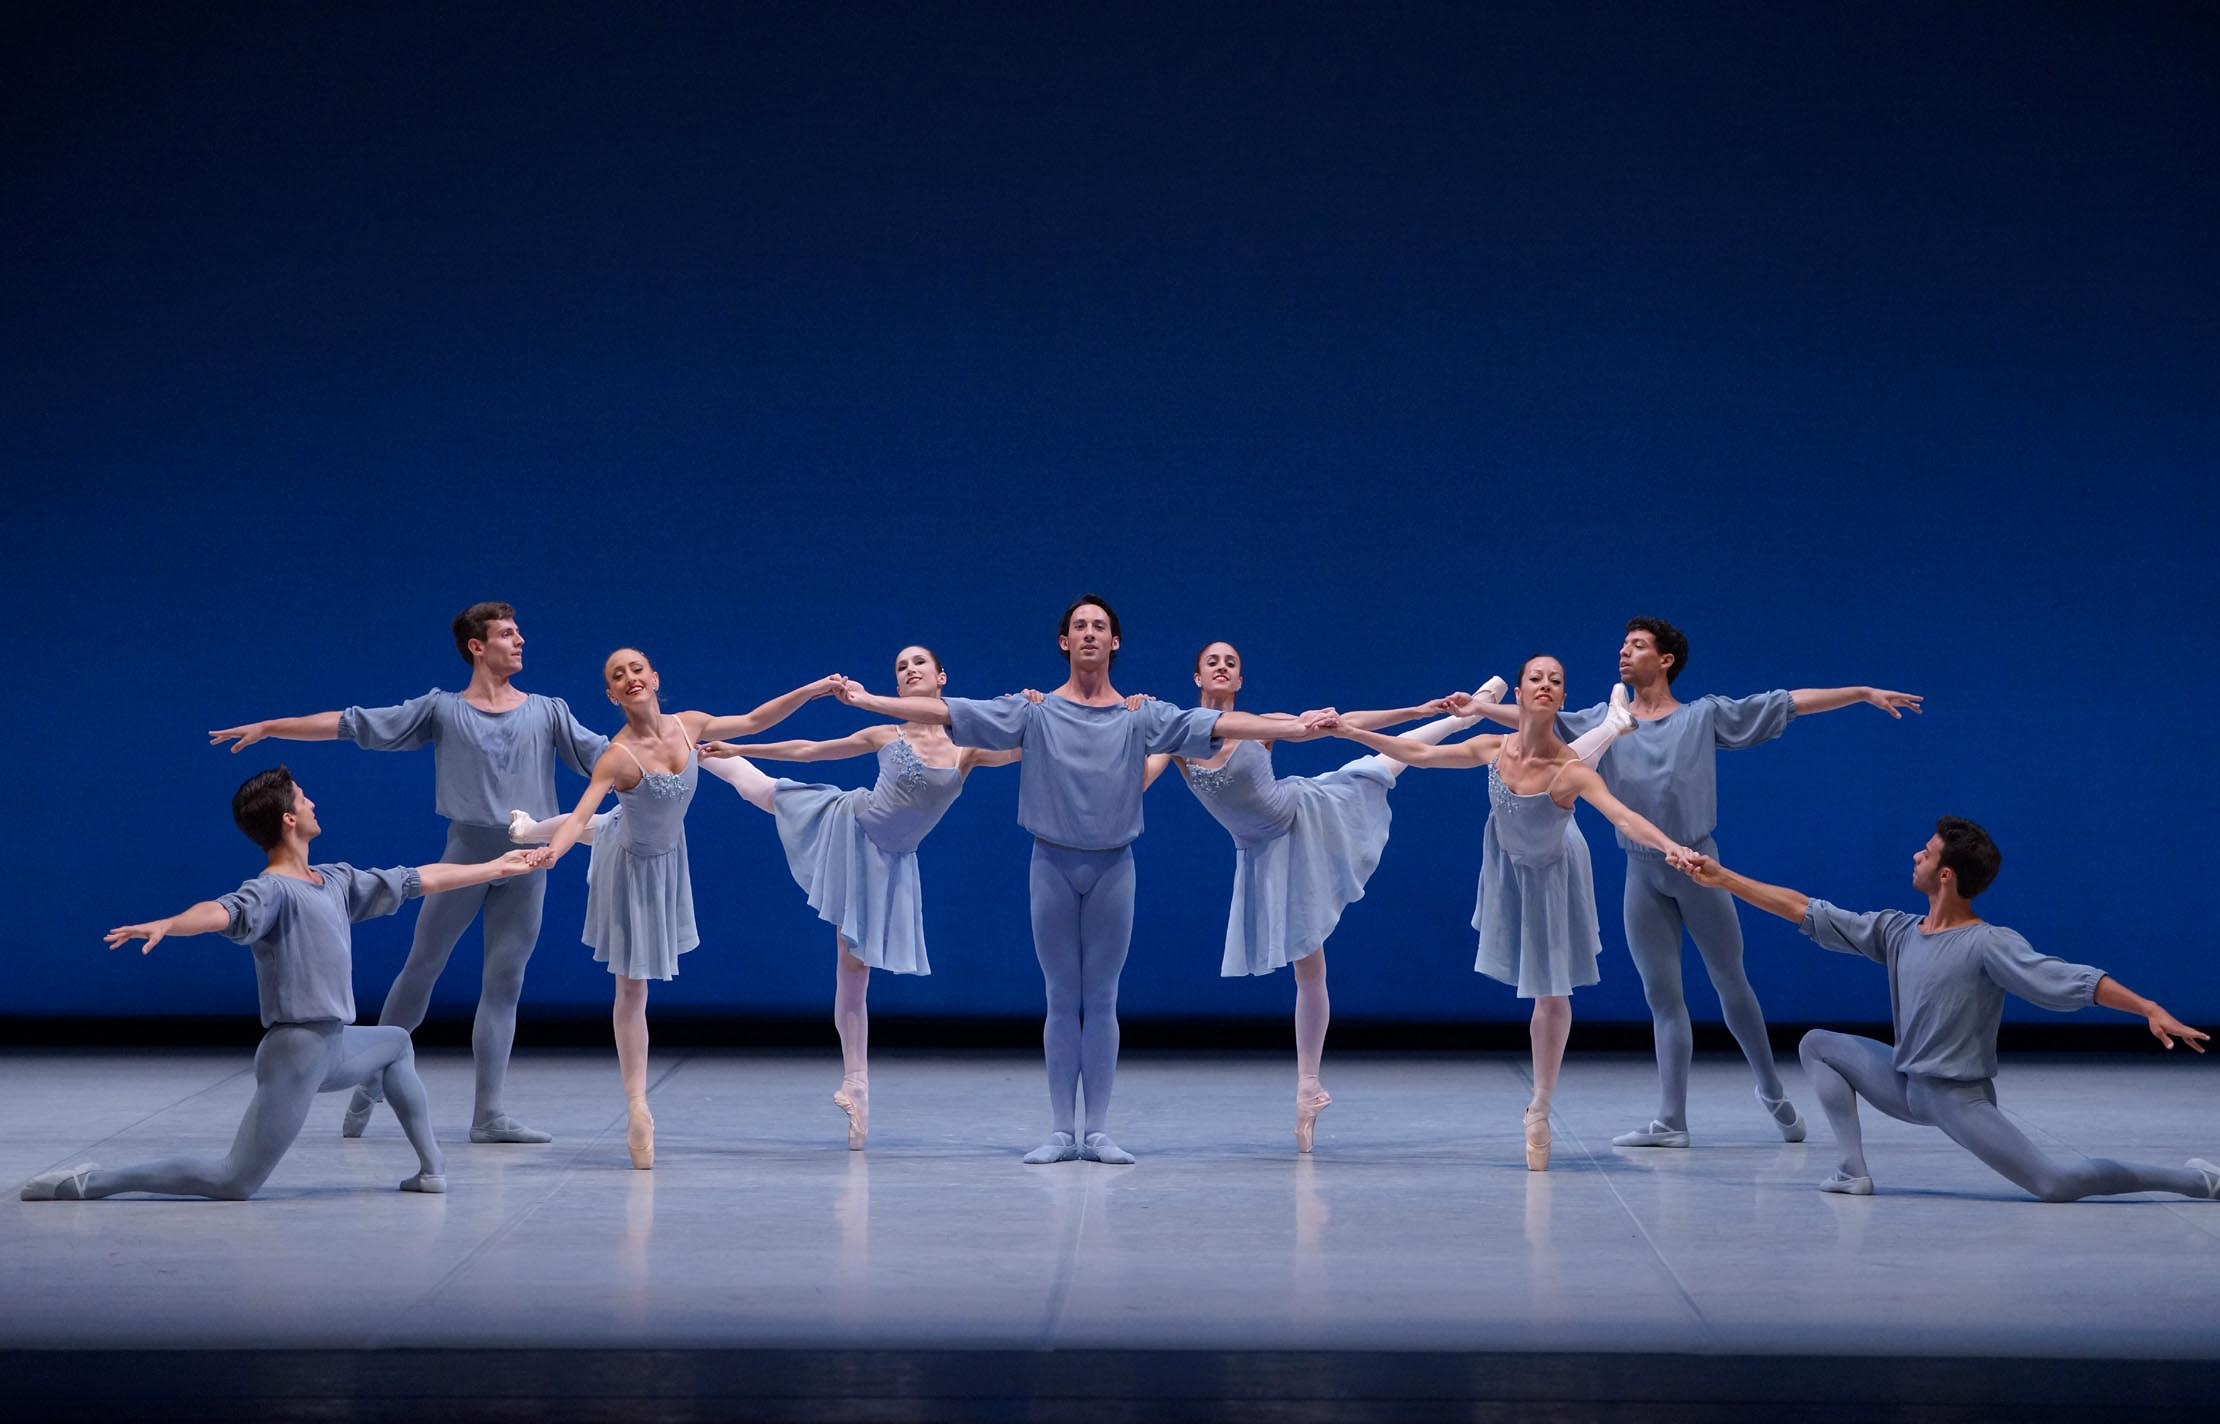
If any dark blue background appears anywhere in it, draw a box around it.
[6,3,2211,1027]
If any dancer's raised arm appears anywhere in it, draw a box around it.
[1678,853,1812,925]
[105,854,532,954]
[528,751,629,868]
[209,710,344,752]
[1789,685,1923,718]
[832,679,953,726]
[1555,764,1694,864]
[706,727,897,763]
[687,677,843,742]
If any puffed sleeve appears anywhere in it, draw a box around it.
[216,878,281,943]
[337,690,444,752]
[1706,690,1796,750]
[1143,703,1223,758]
[945,695,1031,751]
[548,697,609,777]
[1980,929,2102,1012]
[1799,899,1906,964]
[325,864,425,923]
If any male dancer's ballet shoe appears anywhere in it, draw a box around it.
[626,1099,655,1170]
[20,1162,97,1201]
[833,1078,869,1151]
[399,1172,448,1194]
[1819,1170,1874,1195]
[1295,1084,1333,1154]
[1023,1132,1080,1165]
[1612,1120,1691,1149]
[1523,1106,1552,1171]
[470,1115,553,1145]
[2189,1158,2220,1199]
[1080,1132,1136,1165]
[1606,681,1636,735]
[1756,1089,1807,1143]
[340,1085,380,1138]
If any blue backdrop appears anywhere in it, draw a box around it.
[5,3,2211,1026]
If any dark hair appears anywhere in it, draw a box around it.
[1516,653,1562,684]
[1625,617,1688,684]
[1059,593,1121,667]
[894,645,944,676]
[233,766,300,849]
[453,601,518,666]
[1935,816,2002,898]
[1193,640,1240,674]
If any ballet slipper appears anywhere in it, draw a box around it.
[399,1172,448,1194]
[1820,1170,1874,1195]
[20,1162,97,1201]
[507,809,541,844]
[1295,1081,1333,1154]
[340,1084,380,1138]
[1473,675,1508,705]
[470,1114,553,1145]
[1756,1088,1807,1143]
[1022,1131,1079,1165]
[1080,1132,1135,1165]
[1607,681,1636,734]
[1523,1106,1552,1172]
[833,1077,869,1151]
[626,1097,655,1170]
[2188,1158,2220,1199]
[1612,1120,1691,1149]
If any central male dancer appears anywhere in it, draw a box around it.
[1470,616,1920,1146]
[1680,818,2218,1203]
[832,595,1317,1165]
[209,601,606,1143]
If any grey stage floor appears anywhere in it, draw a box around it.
[7,1046,2219,1364]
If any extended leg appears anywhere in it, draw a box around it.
[1674,864,1797,1136]
[1024,843,1085,1164]
[1798,1030,1919,1192]
[1292,948,1331,1152]
[1912,1079,2215,1203]
[326,1025,446,1189]
[1075,848,1137,1162]
[1613,863,1695,1144]
[614,975,653,1169]
[1524,995,1571,1170]
[699,753,778,812]
[470,862,552,1141]
[832,936,871,1149]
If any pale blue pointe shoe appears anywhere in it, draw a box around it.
[21,1162,98,1201]
[1080,1132,1135,1165]
[1612,1120,1691,1149]
[1023,1131,1079,1165]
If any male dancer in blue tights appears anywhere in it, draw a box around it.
[1681,817,2218,1202]
[22,767,532,1201]
[209,601,605,1143]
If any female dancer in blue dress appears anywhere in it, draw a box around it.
[1151,644,1634,1151]
[525,650,837,1168]
[1326,656,1693,1169]
[832,595,1320,1165]
[513,645,1017,1150]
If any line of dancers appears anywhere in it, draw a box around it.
[22,596,2217,1207]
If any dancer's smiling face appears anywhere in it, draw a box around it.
[1516,656,1567,712]
[603,648,660,708]
[1060,604,1117,671]
[894,645,947,698]
[473,618,526,676]
[1194,642,1243,696]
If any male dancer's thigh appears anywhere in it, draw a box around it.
[1028,843,1084,985]
[379,822,499,1029]
[323,1024,417,1089]
[1620,856,1689,994]
[1074,847,1136,988]
[222,1023,340,1190]
[478,856,548,999]
[1804,1031,1921,1123]
[1659,840,1755,980]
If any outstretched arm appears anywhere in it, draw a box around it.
[831,679,953,727]
[1142,752,1175,789]
[208,711,342,753]
[1679,853,1811,924]
[418,852,538,896]
[690,677,842,741]
[1789,686,1923,718]
[1298,702,1451,737]
[527,752,626,867]
[1331,723,1493,768]
[1212,710,1312,742]
[2093,977,2208,1053]
[705,727,892,763]
[963,747,1023,772]
[1561,767,1691,862]
[104,900,232,954]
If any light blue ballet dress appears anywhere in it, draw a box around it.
[771,734,964,975]
[584,732,699,981]
[1182,740,1397,976]
[1472,761,1603,998]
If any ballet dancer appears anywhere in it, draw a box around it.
[208,601,606,1145]
[1465,616,1921,1149]
[830,594,1320,1166]
[1141,644,1635,1152]
[525,650,836,1169]
[21,767,534,1201]
[1327,656,1697,1170]
[1679,818,2218,1202]
[511,644,1017,1150]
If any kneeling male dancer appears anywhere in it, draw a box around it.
[1680,817,2219,1202]
[21,767,532,1201]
